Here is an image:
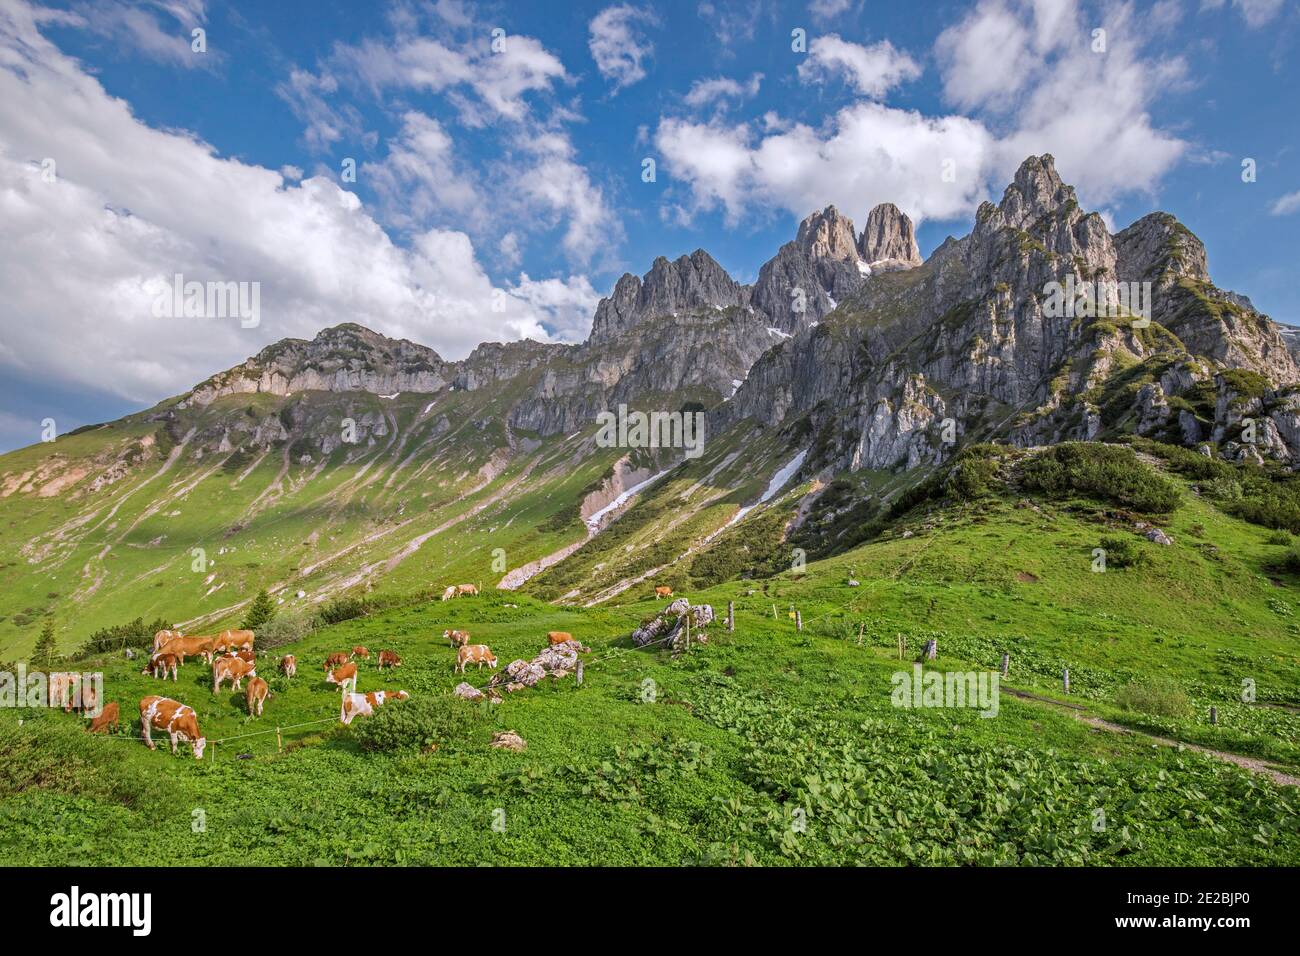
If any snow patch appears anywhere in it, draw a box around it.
[584,468,672,533]
[379,392,400,400]
[726,448,809,527]
[766,327,792,339]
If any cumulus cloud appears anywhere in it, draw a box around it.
[588,4,657,92]
[0,0,593,405]
[70,0,212,69]
[1270,190,1300,216]
[796,34,922,98]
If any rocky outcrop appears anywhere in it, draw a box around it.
[752,206,869,333]
[860,202,922,271]
[589,249,749,343]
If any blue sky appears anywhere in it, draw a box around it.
[1,0,1298,452]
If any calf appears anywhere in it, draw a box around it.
[145,652,179,681]
[377,650,402,669]
[455,644,497,674]
[655,586,673,598]
[212,655,256,694]
[280,654,297,678]
[324,651,350,669]
[139,695,206,759]
[225,648,256,665]
[546,631,574,646]
[79,681,101,717]
[351,646,370,661]
[212,628,254,653]
[245,676,269,717]
[87,701,120,734]
[325,661,358,694]
[339,690,408,726]
[444,628,470,648]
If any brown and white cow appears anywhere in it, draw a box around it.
[351,646,370,661]
[49,672,80,711]
[212,655,256,693]
[325,661,358,694]
[455,644,497,673]
[159,634,216,666]
[443,628,470,648]
[440,585,458,601]
[456,584,479,597]
[212,629,254,653]
[152,629,182,651]
[377,650,402,669]
[324,651,350,669]
[546,631,574,646]
[654,586,673,598]
[139,696,206,758]
[245,676,269,717]
[224,648,256,665]
[87,701,120,734]
[280,654,297,678]
[339,690,408,726]
[144,652,179,681]
[79,680,101,717]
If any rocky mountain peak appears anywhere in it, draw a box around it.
[859,202,922,270]
[588,248,748,343]
[1113,212,1210,286]
[998,153,1077,230]
[795,205,860,262]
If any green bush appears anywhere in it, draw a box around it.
[1114,680,1194,719]
[1277,546,1300,575]
[254,612,313,650]
[75,616,173,658]
[944,449,1003,500]
[316,595,371,626]
[1098,535,1145,569]
[241,589,276,630]
[1021,443,1181,513]
[351,695,485,754]
[1202,476,1242,501]
[1267,529,1293,546]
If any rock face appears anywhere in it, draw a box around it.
[589,249,749,343]
[860,202,922,271]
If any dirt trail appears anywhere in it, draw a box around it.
[1001,686,1299,787]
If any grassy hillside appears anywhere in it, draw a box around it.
[3,456,1298,865]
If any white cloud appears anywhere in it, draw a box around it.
[797,34,922,98]
[588,4,657,92]
[364,111,485,232]
[684,72,763,108]
[1270,191,1300,216]
[1200,0,1285,27]
[0,0,591,404]
[70,0,211,69]
[510,273,603,341]
[809,0,854,22]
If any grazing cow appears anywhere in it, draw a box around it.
[455,644,497,674]
[440,586,457,602]
[49,672,79,711]
[456,584,479,597]
[212,656,256,693]
[79,680,100,717]
[377,650,402,669]
[87,701,120,734]
[152,629,182,651]
[145,652,179,681]
[212,629,254,653]
[325,661,358,694]
[546,631,574,646]
[280,655,297,678]
[443,628,470,648]
[339,690,408,726]
[245,676,269,717]
[139,696,206,758]
[324,651,349,669]
[655,586,673,598]
[224,648,256,665]
[351,646,370,661]
[159,634,216,665]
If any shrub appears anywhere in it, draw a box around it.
[944,449,1003,500]
[30,620,59,667]
[1267,529,1293,546]
[351,695,485,754]
[75,616,172,658]
[1098,535,1145,569]
[1277,546,1300,575]
[315,595,371,626]
[1202,476,1242,501]
[1114,680,1194,719]
[241,589,276,630]
[254,612,313,650]
[1021,443,1181,513]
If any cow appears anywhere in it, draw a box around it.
[145,652,179,681]
[79,680,101,717]
[377,650,402,669]
[440,586,457,602]
[655,586,673,598]
[455,644,497,674]
[456,584,479,597]
[351,646,370,661]
[158,634,216,666]
[212,629,254,653]
[212,655,256,694]
[87,701,120,735]
[325,661,358,694]
[224,648,256,665]
[324,651,350,669]
[245,676,269,717]
[139,696,206,759]
[48,672,79,711]
[152,629,182,651]
[280,655,297,678]
[339,690,408,726]
[444,628,470,648]
[547,631,575,646]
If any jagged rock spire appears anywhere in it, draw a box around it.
[859,202,922,270]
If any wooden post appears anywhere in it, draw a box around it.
[276,726,283,753]
[1063,669,1070,694]
[1000,653,1010,678]
[771,604,777,620]
[575,659,584,687]
[795,610,802,632]
[684,613,691,654]
[925,639,937,661]
[857,623,864,647]
[897,633,903,659]
[1209,705,1217,725]
[727,601,734,632]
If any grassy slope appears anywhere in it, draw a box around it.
[2,470,1298,865]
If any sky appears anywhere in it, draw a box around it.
[0,0,1297,452]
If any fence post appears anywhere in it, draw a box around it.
[575,659,584,687]
[925,639,937,661]
[1000,653,1010,678]
[795,610,802,632]
[727,601,734,632]
[1063,669,1070,694]
[771,604,777,620]
[1209,705,1217,725]
[276,726,283,753]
